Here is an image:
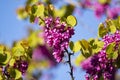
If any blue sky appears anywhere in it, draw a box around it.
[0,0,106,80]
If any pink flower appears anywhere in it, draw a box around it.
[94,2,109,18]
[107,7,120,19]
[80,57,92,70]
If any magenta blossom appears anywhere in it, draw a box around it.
[80,0,92,8]
[107,7,120,19]
[44,17,74,62]
[81,31,120,80]
[94,2,109,18]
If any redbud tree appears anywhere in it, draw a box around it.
[1,0,120,80]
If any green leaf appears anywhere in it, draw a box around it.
[75,54,85,66]
[10,69,22,79]
[30,14,35,23]
[80,39,89,50]
[67,15,77,27]
[0,50,11,65]
[34,4,44,17]
[112,51,118,59]
[0,54,7,63]
[98,23,107,38]
[54,4,75,19]
[69,41,81,53]
[12,42,25,57]
[31,5,37,14]
[80,39,92,58]
[69,41,74,51]
[9,58,15,66]
[28,30,44,47]
[16,7,28,20]
[0,45,5,54]
[54,6,66,18]
[106,43,118,59]
[89,38,104,53]
[73,41,81,53]
[106,43,115,55]
[109,25,116,33]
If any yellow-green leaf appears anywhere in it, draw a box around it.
[15,69,22,79]
[109,25,116,33]
[67,15,77,27]
[69,41,81,53]
[35,4,44,17]
[10,69,22,79]
[69,41,74,51]
[74,54,85,66]
[73,41,81,53]
[9,58,15,66]
[80,39,89,50]
[98,23,107,37]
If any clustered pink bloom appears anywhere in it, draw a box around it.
[79,0,120,19]
[80,0,92,8]
[81,31,120,80]
[94,2,109,18]
[107,7,120,19]
[44,17,74,62]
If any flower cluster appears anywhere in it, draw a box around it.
[14,60,28,74]
[44,17,74,62]
[81,31,120,80]
[94,2,120,19]
[79,0,120,19]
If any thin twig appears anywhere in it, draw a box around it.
[65,49,74,80]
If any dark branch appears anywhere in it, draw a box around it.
[65,49,74,80]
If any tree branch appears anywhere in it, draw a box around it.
[65,49,74,80]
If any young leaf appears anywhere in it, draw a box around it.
[106,43,118,59]
[69,41,81,53]
[35,4,44,17]
[109,25,116,33]
[12,46,25,57]
[73,41,81,53]
[67,15,77,27]
[9,58,15,66]
[74,54,85,66]
[98,23,107,38]
[80,39,89,50]
[10,69,22,79]
[69,41,74,51]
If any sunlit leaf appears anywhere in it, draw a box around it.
[73,41,81,53]
[89,38,104,53]
[74,54,85,66]
[98,23,107,37]
[28,30,44,47]
[80,39,89,50]
[69,41,81,53]
[106,43,118,59]
[9,58,15,66]
[34,4,44,17]
[10,69,22,79]
[12,41,25,57]
[54,5,75,19]
[16,7,28,20]
[67,15,77,27]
